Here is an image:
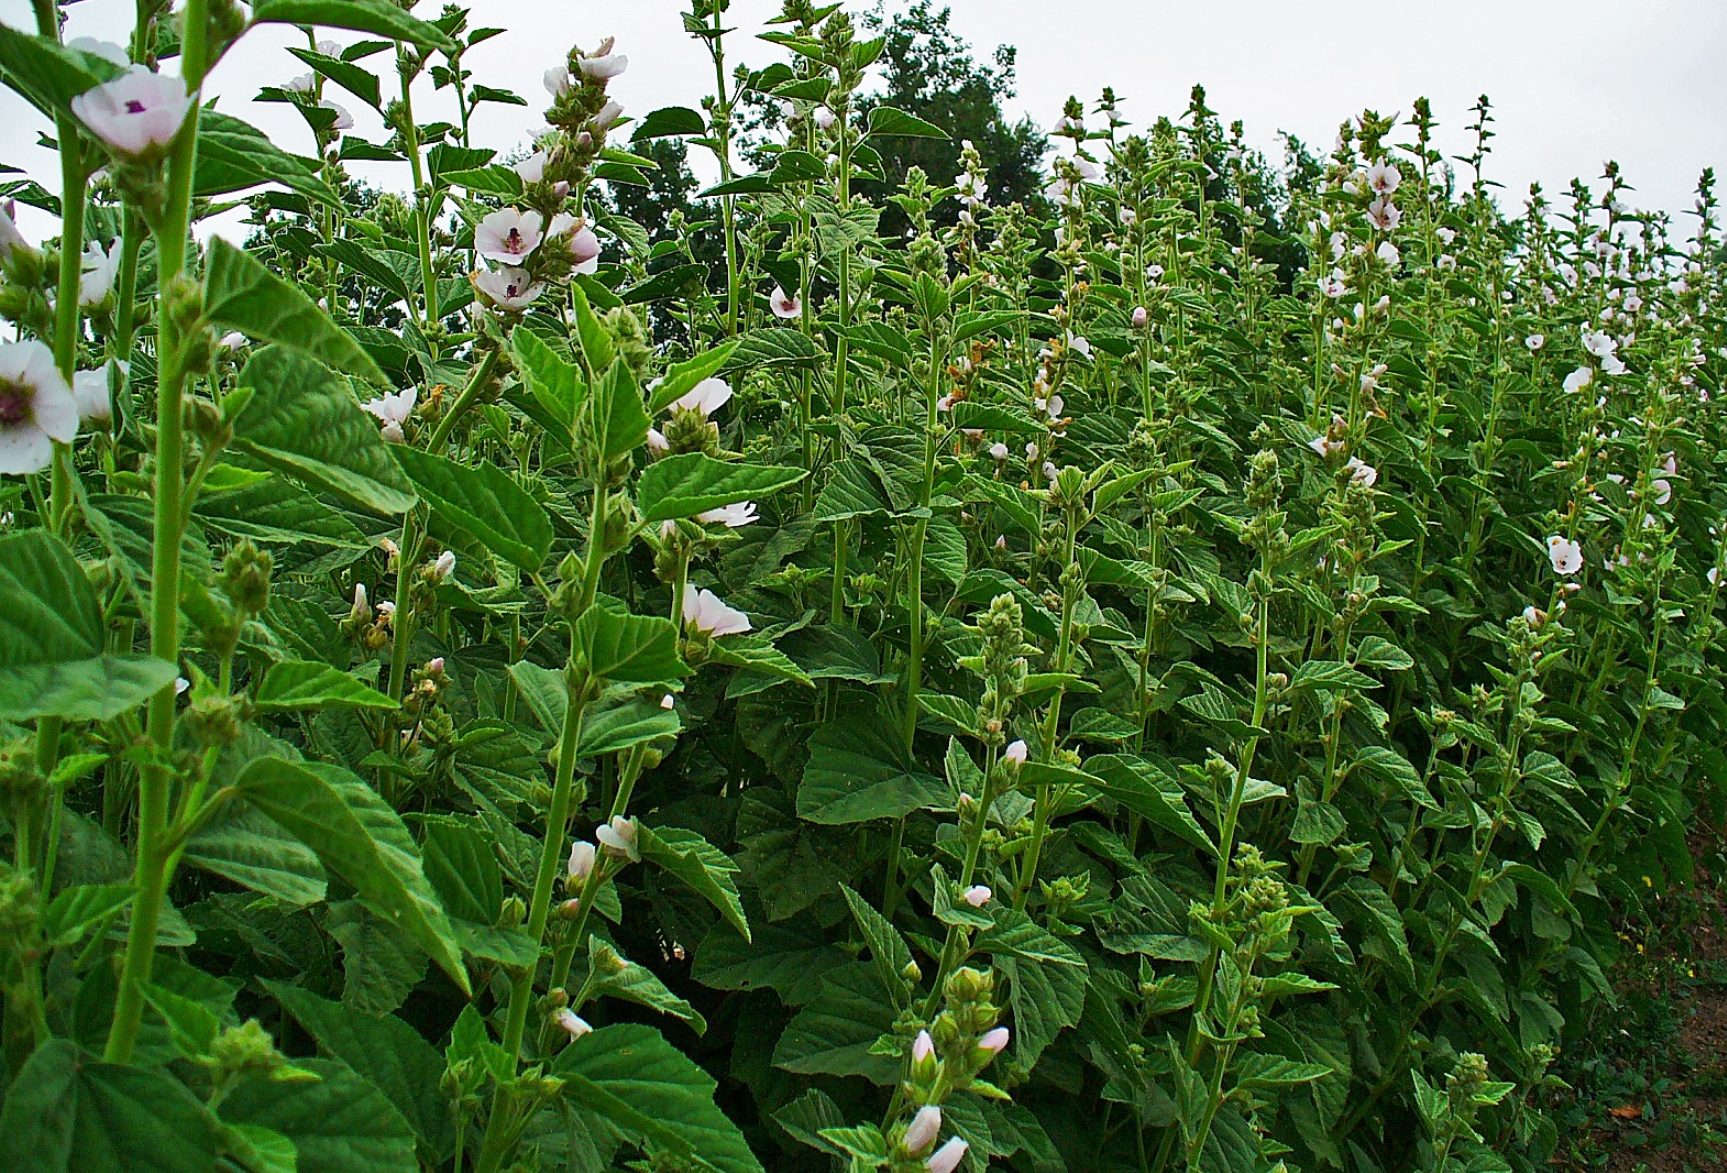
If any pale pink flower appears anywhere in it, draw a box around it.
[592,99,624,132]
[596,815,640,860]
[813,106,836,130]
[319,100,354,131]
[1366,160,1401,195]
[988,442,1009,461]
[361,386,416,443]
[476,209,544,265]
[71,363,117,423]
[0,201,29,261]
[0,340,78,474]
[552,1008,592,1040]
[472,266,544,311]
[646,428,669,454]
[977,1026,1010,1055]
[1004,739,1028,765]
[903,1105,942,1156]
[431,550,456,582]
[1131,306,1148,328]
[567,840,596,882]
[78,240,120,307]
[1562,367,1593,394]
[682,588,751,637]
[927,1136,969,1173]
[696,501,758,527]
[962,885,991,908]
[549,212,601,274]
[1525,334,1544,351]
[514,150,547,183]
[912,1030,935,1064]
[68,37,130,68]
[769,285,802,319]
[1547,535,1583,577]
[1365,196,1400,232]
[1651,477,1672,506]
[660,693,676,710]
[71,71,194,159]
[672,377,732,418]
[544,67,574,98]
[1345,456,1378,488]
[577,44,628,81]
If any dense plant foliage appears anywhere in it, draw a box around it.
[0,1,1723,1170]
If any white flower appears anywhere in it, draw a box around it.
[1042,460,1058,482]
[696,501,758,527]
[351,582,371,620]
[1131,306,1148,328]
[283,72,315,94]
[1309,435,1343,458]
[1146,263,1164,282]
[769,285,802,319]
[912,1030,935,1064]
[1546,534,1583,576]
[0,201,29,262]
[1004,739,1028,765]
[71,363,116,423]
[904,1105,942,1156]
[476,209,544,265]
[646,427,668,454]
[596,815,640,860]
[472,266,544,311]
[0,341,78,474]
[1366,160,1401,195]
[671,377,732,418]
[219,331,249,350]
[567,840,596,882]
[1345,456,1378,487]
[1525,334,1544,351]
[1523,605,1543,627]
[1365,196,1400,232]
[552,1008,592,1040]
[361,386,416,442]
[977,1026,1010,1055]
[549,212,601,273]
[1066,333,1092,359]
[1710,567,1720,587]
[514,150,547,183]
[927,1136,969,1173]
[660,693,676,710]
[592,99,625,132]
[544,67,574,98]
[1651,477,1672,506]
[78,240,120,307]
[988,442,1009,461]
[962,885,991,908]
[1580,328,1618,360]
[1320,269,1348,299]
[813,106,837,130]
[1562,366,1593,394]
[376,600,396,621]
[1376,240,1400,269]
[431,550,457,582]
[71,70,194,159]
[1436,226,1456,246]
[682,588,751,637]
[319,100,354,131]
[577,47,628,81]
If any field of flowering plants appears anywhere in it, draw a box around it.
[0,0,1723,1169]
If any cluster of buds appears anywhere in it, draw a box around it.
[958,594,1035,749]
[345,582,396,652]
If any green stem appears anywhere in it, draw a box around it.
[105,0,210,1066]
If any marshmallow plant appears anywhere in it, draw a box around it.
[0,2,1720,1172]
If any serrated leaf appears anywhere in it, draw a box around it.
[392,446,551,571]
[250,0,457,52]
[205,239,385,384]
[255,660,397,712]
[573,608,687,685]
[235,757,470,994]
[866,105,949,139]
[638,824,749,941]
[637,452,806,521]
[797,711,946,825]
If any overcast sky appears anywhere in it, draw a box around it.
[1,0,1724,239]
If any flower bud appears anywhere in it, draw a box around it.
[902,1105,942,1156]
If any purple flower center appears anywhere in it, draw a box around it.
[506,228,524,251]
[504,283,521,298]
[0,385,30,427]
[125,99,147,114]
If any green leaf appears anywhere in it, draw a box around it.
[1086,754,1216,857]
[264,981,455,1161]
[234,757,470,994]
[232,347,415,514]
[580,693,682,756]
[554,1024,765,1172]
[512,326,580,430]
[286,46,382,109]
[0,530,177,721]
[183,802,327,908]
[0,1040,221,1172]
[392,447,551,572]
[631,105,707,140]
[573,608,687,685]
[250,0,458,52]
[770,964,898,1084]
[580,938,707,1033]
[637,452,806,521]
[647,343,742,414]
[593,361,651,461]
[197,110,343,209]
[797,712,947,825]
[865,105,950,139]
[204,239,385,384]
[838,884,914,1009]
[638,824,749,941]
[255,660,397,713]
[1352,744,1436,810]
[221,1058,418,1172]
[41,883,134,948]
[722,327,823,371]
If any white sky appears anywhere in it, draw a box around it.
[1,0,1723,239]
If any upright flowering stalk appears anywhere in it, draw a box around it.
[102,0,212,1066]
